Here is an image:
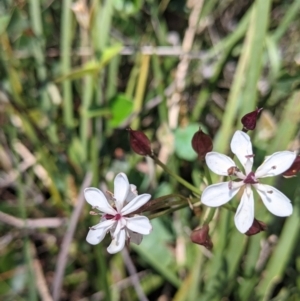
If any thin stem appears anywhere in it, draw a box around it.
[204,164,212,185]
[203,207,216,225]
[203,164,216,225]
[149,204,187,219]
[131,55,150,129]
[61,0,74,128]
[121,248,149,301]
[150,154,200,195]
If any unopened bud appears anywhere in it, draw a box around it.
[190,224,213,250]
[283,155,300,177]
[191,128,213,160]
[127,128,152,156]
[241,108,263,131]
[245,219,267,236]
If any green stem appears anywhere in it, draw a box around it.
[204,164,212,185]
[150,154,200,195]
[131,55,150,129]
[203,207,216,225]
[149,204,188,219]
[29,0,50,110]
[95,247,111,301]
[203,164,216,224]
[61,0,74,128]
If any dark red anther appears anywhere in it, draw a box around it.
[227,166,237,176]
[191,128,213,161]
[127,128,152,156]
[241,108,263,131]
[245,219,267,236]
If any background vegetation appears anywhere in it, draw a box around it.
[0,0,300,300]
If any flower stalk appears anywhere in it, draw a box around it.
[150,153,201,195]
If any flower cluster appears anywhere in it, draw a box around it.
[85,173,152,254]
[85,115,297,253]
[201,130,296,233]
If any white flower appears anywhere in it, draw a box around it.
[85,173,152,254]
[201,130,296,233]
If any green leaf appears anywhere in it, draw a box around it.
[108,94,133,127]
[0,15,10,36]
[174,123,200,161]
[55,44,122,82]
[114,0,143,15]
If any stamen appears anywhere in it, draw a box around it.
[228,166,238,176]
[245,154,255,159]
[243,171,259,184]
[272,166,276,169]
[228,181,233,190]
[106,190,114,200]
[89,211,99,216]
[267,190,273,194]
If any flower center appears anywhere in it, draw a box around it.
[104,213,123,220]
[114,213,122,220]
[243,171,258,184]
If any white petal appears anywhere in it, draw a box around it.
[230,130,253,170]
[255,151,297,178]
[234,187,254,233]
[125,184,138,204]
[113,219,123,238]
[125,216,152,235]
[84,188,117,215]
[121,194,151,215]
[128,230,143,245]
[114,173,130,211]
[205,152,236,176]
[254,183,293,216]
[201,182,241,207]
[92,219,116,229]
[86,219,115,245]
[107,229,126,254]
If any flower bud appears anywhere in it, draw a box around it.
[190,224,213,250]
[127,128,152,156]
[245,219,267,236]
[241,108,263,131]
[191,128,213,160]
[282,155,300,177]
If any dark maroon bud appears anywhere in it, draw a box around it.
[283,155,300,178]
[191,128,213,160]
[190,224,213,250]
[245,219,267,236]
[241,108,263,131]
[127,128,152,156]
